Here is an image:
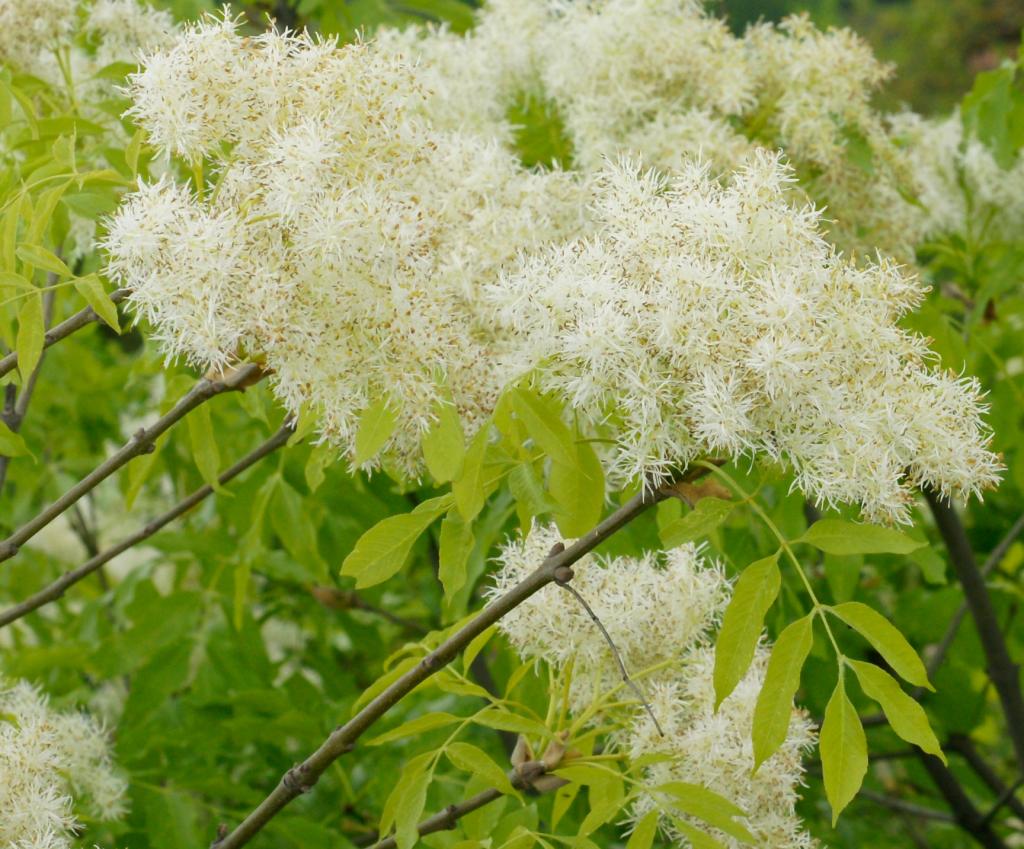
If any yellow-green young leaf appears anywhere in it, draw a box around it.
[714,552,781,709]
[304,443,333,493]
[798,519,925,555]
[849,660,945,762]
[16,293,44,379]
[232,560,251,630]
[124,433,165,509]
[186,403,222,491]
[380,752,433,849]
[354,397,398,465]
[550,440,604,537]
[829,601,932,690]
[0,271,33,298]
[73,275,120,331]
[367,712,462,746]
[1,200,21,272]
[340,497,448,588]
[511,387,575,466]
[352,656,419,715]
[27,180,73,246]
[671,821,728,849]
[752,615,814,770]
[580,768,625,834]
[508,461,556,529]
[462,625,495,674]
[287,402,319,446]
[52,135,75,169]
[660,498,734,549]
[422,401,465,483]
[820,678,868,826]
[126,127,144,175]
[16,244,71,277]
[503,826,536,849]
[551,782,581,830]
[0,419,29,457]
[446,742,516,795]
[657,782,753,844]
[439,511,474,601]
[472,710,549,737]
[453,426,489,520]
[625,809,660,849]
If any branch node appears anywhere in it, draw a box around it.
[282,764,315,795]
[553,565,574,585]
[547,541,565,558]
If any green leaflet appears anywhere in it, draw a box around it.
[820,676,867,826]
[656,781,753,844]
[0,419,29,458]
[752,614,814,769]
[340,496,449,588]
[421,400,465,483]
[798,518,925,555]
[714,552,781,709]
[74,274,120,332]
[446,742,516,795]
[453,426,490,520]
[829,601,932,690]
[16,243,70,277]
[625,810,660,849]
[848,660,945,761]
[16,292,44,379]
[380,752,433,849]
[660,497,734,549]
[186,403,222,492]
[438,510,475,601]
[353,396,398,465]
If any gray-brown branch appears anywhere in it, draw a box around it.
[210,466,706,849]
[0,363,263,564]
[923,488,1024,775]
[0,288,129,379]
[0,423,291,629]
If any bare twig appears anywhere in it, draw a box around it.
[0,288,130,379]
[980,775,1024,828]
[310,586,427,635]
[210,466,714,849]
[359,760,567,849]
[0,423,291,629]
[556,578,663,737]
[919,754,1009,849]
[948,734,1024,823]
[858,789,955,823]
[923,488,1024,775]
[0,363,264,564]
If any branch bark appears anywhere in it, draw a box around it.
[923,488,1024,775]
[918,754,1008,849]
[0,288,130,379]
[0,423,291,629]
[211,472,689,849]
[0,362,264,564]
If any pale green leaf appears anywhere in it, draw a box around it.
[304,443,334,493]
[380,753,433,849]
[446,742,516,795]
[74,274,120,331]
[660,498,734,549]
[752,615,814,769]
[340,497,448,588]
[625,810,659,849]
[472,710,548,736]
[580,769,625,834]
[829,601,932,690]
[511,387,575,466]
[0,419,29,458]
[354,397,398,465]
[439,511,475,601]
[848,660,945,761]
[657,782,752,844]
[820,677,867,826]
[126,127,144,175]
[453,427,489,521]
[186,403,222,491]
[422,400,465,483]
[798,519,925,555]
[16,244,71,277]
[550,440,604,537]
[16,293,44,379]
[367,712,462,746]
[671,821,728,849]
[714,552,781,709]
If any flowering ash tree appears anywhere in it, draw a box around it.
[0,1,1023,849]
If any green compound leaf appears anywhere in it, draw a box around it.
[820,677,868,826]
[849,660,945,762]
[446,742,516,795]
[714,552,781,709]
[752,614,814,770]
[660,497,734,549]
[829,601,932,690]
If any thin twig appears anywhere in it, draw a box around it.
[357,761,566,849]
[0,423,292,629]
[0,288,129,379]
[858,789,955,823]
[948,734,1024,823]
[0,362,264,564]
[919,754,1009,849]
[210,466,716,849]
[924,488,1024,775]
[980,775,1024,828]
[556,579,664,737]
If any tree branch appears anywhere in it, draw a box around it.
[0,423,291,629]
[0,362,264,564]
[0,288,130,379]
[211,468,701,849]
[858,789,955,823]
[923,488,1024,775]
[918,754,1009,849]
[948,734,1024,822]
[358,760,567,849]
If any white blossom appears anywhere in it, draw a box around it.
[0,680,127,849]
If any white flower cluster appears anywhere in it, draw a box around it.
[491,525,815,849]
[105,15,584,478]
[489,153,1000,522]
[104,12,1001,520]
[0,680,127,849]
[0,0,174,87]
